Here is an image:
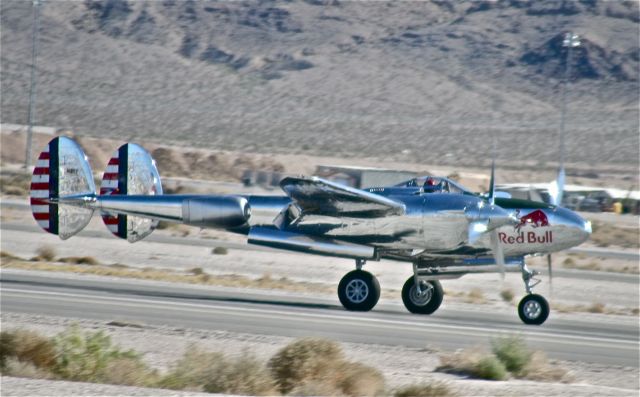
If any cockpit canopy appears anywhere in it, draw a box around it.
[395,176,473,195]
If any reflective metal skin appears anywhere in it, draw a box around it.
[31,137,592,325]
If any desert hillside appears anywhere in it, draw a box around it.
[1,0,638,169]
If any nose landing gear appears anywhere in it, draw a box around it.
[517,263,550,325]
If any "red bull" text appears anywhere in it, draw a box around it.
[498,230,553,244]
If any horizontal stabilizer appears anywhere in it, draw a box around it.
[30,137,96,239]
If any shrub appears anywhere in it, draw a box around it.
[0,331,17,371]
[160,347,276,395]
[268,338,344,395]
[471,356,508,380]
[491,335,532,375]
[394,381,457,397]
[36,245,56,261]
[99,356,156,387]
[212,247,228,255]
[500,289,514,303]
[520,351,571,382]
[59,256,100,266]
[437,348,507,381]
[158,348,227,390]
[52,326,140,382]
[588,302,605,313]
[3,357,53,379]
[189,267,204,276]
[0,329,57,372]
[203,352,277,396]
[335,361,385,397]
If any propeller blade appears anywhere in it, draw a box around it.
[489,229,505,282]
[547,253,554,299]
[488,157,496,206]
[549,167,565,206]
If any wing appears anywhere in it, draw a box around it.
[280,176,405,217]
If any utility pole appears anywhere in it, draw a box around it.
[24,0,42,169]
[558,32,581,173]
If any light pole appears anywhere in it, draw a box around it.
[24,0,42,169]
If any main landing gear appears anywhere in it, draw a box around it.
[337,260,381,311]
[401,263,443,314]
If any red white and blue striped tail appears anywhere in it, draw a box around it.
[30,137,96,240]
[99,143,163,242]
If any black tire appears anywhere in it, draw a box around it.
[401,277,443,314]
[338,270,381,312]
[518,294,550,325]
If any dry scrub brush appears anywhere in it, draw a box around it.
[268,337,385,396]
[437,335,571,382]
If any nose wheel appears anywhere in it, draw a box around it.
[518,263,550,325]
[518,294,549,325]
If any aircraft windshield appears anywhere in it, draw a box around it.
[395,176,473,195]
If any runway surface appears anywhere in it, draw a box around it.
[2,271,638,368]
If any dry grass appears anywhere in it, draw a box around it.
[1,258,334,296]
[59,256,100,266]
[590,221,639,249]
[552,302,637,316]
[0,329,57,372]
[394,381,457,397]
[0,172,31,196]
[558,254,638,274]
[465,288,487,304]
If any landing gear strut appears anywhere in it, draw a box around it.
[338,260,380,312]
[517,263,549,325]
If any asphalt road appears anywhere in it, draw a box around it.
[2,271,638,368]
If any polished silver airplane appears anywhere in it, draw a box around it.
[30,137,591,325]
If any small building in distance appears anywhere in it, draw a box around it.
[315,165,419,189]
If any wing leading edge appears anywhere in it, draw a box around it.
[280,176,405,218]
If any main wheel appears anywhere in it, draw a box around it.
[338,270,381,312]
[518,294,549,325]
[401,277,443,314]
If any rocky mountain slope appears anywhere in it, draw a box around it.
[1,0,638,169]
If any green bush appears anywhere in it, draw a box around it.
[471,356,508,381]
[491,335,532,375]
[394,381,457,397]
[52,326,141,382]
[268,338,344,395]
[212,247,228,255]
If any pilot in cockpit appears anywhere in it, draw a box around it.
[423,177,445,193]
